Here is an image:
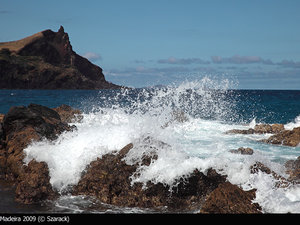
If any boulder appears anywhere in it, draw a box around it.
[250,162,290,188]
[72,142,227,211]
[285,156,300,182]
[229,147,254,155]
[53,104,82,123]
[262,127,300,147]
[162,109,189,128]
[225,128,255,135]
[226,123,285,135]
[0,104,78,204]
[200,182,262,214]
[254,124,284,134]
[15,160,57,204]
[0,114,4,122]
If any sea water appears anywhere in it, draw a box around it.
[1,78,300,213]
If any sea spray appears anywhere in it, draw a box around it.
[23,78,300,213]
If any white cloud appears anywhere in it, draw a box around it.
[157,57,210,65]
[82,52,102,62]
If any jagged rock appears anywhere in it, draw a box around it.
[0,103,265,212]
[0,26,122,89]
[225,128,255,135]
[226,123,300,147]
[72,142,227,211]
[162,109,189,128]
[200,182,262,214]
[53,104,82,123]
[0,104,78,204]
[285,156,300,182]
[229,147,254,155]
[250,162,290,188]
[226,123,285,135]
[15,160,57,204]
[254,124,284,134]
[262,127,300,147]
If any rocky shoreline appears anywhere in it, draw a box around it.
[0,104,299,213]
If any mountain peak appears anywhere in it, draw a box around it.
[58,25,65,33]
[0,26,122,89]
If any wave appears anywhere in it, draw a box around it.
[23,78,300,213]
[285,115,300,130]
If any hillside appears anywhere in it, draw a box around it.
[0,26,122,89]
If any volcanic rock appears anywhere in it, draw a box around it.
[226,123,285,135]
[226,123,300,147]
[0,103,264,212]
[72,141,229,211]
[254,124,284,134]
[53,104,82,123]
[229,147,254,155]
[250,162,290,188]
[0,104,79,204]
[0,26,122,89]
[15,160,58,204]
[200,182,262,214]
[262,127,300,147]
[285,156,300,182]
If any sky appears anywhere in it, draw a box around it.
[1,0,300,89]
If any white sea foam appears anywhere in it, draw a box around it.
[285,114,300,130]
[23,78,300,213]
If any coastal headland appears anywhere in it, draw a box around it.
[0,26,122,89]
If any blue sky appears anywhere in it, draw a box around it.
[1,0,300,89]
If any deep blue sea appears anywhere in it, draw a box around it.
[0,80,300,213]
[0,88,299,124]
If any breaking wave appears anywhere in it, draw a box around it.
[23,77,300,213]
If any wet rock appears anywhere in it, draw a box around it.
[285,156,300,182]
[1,104,75,180]
[226,123,285,135]
[53,104,82,123]
[250,162,290,188]
[3,103,70,141]
[225,128,255,135]
[262,127,300,147]
[0,104,77,204]
[229,147,254,155]
[254,124,284,134]
[72,142,227,211]
[15,160,58,204]
[226,123,300,147]
[0,114,4,123]
[200,182,262,214]
[162,109,189,128]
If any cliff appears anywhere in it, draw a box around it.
[0,26,122,89]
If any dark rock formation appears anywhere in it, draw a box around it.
[285,156,300,182]
[15,160,58,204]
[53,104,82,123]
[200,182,262,214]
[0,103,80,204]
[254,124,285,134]
[0,104,264,212]
[226,123,285,135]
[226,123,300,147]
[0,26,122,89]
[250,162,290,188]
[262,127,300,147]
[74,141,263,212]
[229,147,254,155]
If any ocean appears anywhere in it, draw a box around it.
[0,78,300,213]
